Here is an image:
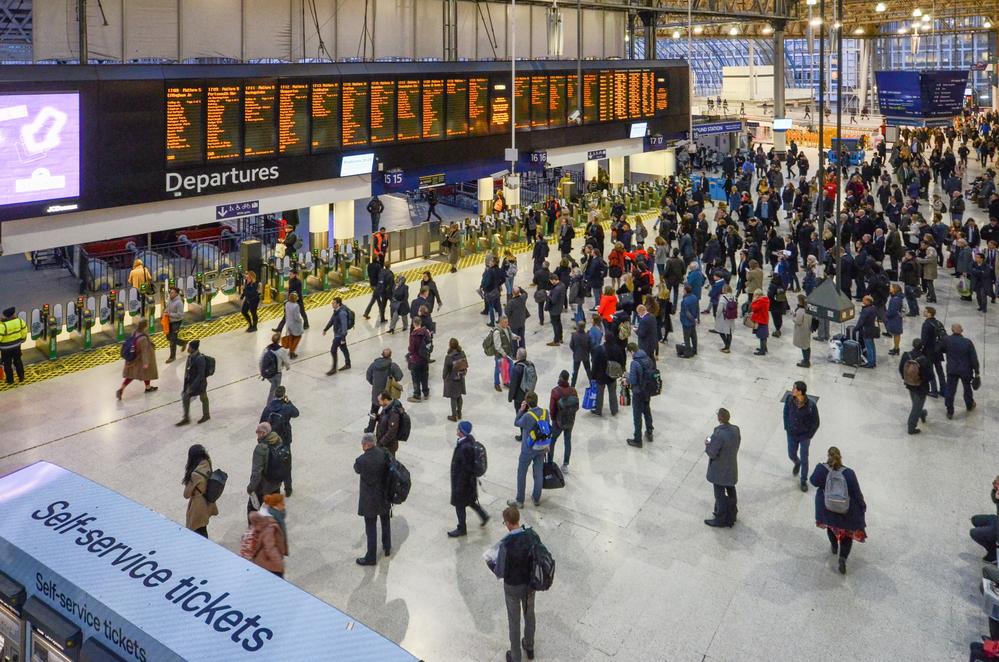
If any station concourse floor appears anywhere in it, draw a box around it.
[1,149,997,662]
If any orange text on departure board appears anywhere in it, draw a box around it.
[166,85,203,164]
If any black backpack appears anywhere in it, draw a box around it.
[260,349,278,379]
[197,469,228,504]
[344,306,356,330]
[469,439,488,477]
[203,355,216,377]
[527,531,556,591]
[418,333,433,360]
[384,451,412,504]
[931,319,947,352]
[396,406,412,441]
[556,393,579,430]
[264,443,291,482]
[266,411,289,442]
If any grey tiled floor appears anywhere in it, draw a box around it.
[1,149,995,662]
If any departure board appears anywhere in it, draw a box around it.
[566,74,578,120]
[422,79,444,140]
[166,85,204,165]
[342,81,370,147]
[445,78,468,138]
[396,80,420,141]
[548,75,566,128]
[655,75,669,114]
[279,83,309,155]
[311,82,340,151]
[613,71,629,120]
[642,71,655,117]
[205,84,241,161]
[583,73,599,124]
[243,82,276,158]
[370,80,396,144]
[468,77,489,136]
[598,72,613,122]
[530,76,548,128]
[514,76,530,129]
[489,80,510,134]
[628,71,642,119]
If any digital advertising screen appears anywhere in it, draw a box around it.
[166,85,204,165]
[396,80,421,141]
[0,92,81,206]
[205,84,241,161]
[422,79,444,140]
[342,81,370,147]
[279,83,309,155]
[311,81,340,151]
[370,80,397,144]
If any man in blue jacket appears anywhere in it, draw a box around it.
[942,323,980,419]
[507,392,552,509]
[260,385,300,496]
[626,345,656,448]
[783,380,820,492]
[322,297,352,375]
[679,284,700,356]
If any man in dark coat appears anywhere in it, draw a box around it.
[635,304,658,359]
[783,381,820,492]
[259,385,300,496]
[942,323,980,418]
[504,289,529,349]
[375,391,404,456]
[546,275,567,346]
[363,260,383,320]
[177,340,209,425]
[365,349,403,432]
[898,338,932,435]
[354,433,391,565]
[448,420,489,537]
[704,408,741,527]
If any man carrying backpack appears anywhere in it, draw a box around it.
[354,433,391,566]
[626,344,657,448]
[246,422,284,515]
[508,392,552,509]
[508,348,537,440]
[548,370,579,473]
[260,386,300,497]
[898,338,932,435]
[322,297,352,376]
[487,506,544,662]
[375,390,406,457]
[448,420,490,537]
[177,340,209,426]
[260,333,291,405]
[406,316,433,402]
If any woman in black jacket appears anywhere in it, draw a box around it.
[809,447,867,574]
[442,338,467,421]
[241,271,260,331]
[856,295,879,368]
[449,420,488,537]
[388,276,410,333]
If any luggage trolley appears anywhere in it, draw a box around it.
[0,570,26,662]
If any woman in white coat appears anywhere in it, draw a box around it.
[791,293,813,367]
[715,284,736,353]
[283,292,305,359]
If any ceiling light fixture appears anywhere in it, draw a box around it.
[810,17,822,26]
[912,8,922,17]
[853,26,865,34]
[672,30,681,39]
[833,21,842,29]
[693,25,704,34]
[761,25,773,34]
[897,26,906,33]
[875,2,887,12]
[921,14,931,22]
[729,26,739,35]
[985,19,993,28]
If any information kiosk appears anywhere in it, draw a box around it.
[0,462,419,662]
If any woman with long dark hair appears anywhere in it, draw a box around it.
[809,447,867,575]
[182,444,218,537]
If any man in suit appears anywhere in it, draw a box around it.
[635,304,658,360]
[546,275,567,346]
[354,433,391,566]
[942,323,980,419]
[704,408,741,527]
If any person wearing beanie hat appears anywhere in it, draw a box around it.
[260,385,299,497]
[177,340,210,426]
[448,420,489,537]
[0,306,28,385]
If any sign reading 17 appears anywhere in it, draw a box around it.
[648,136,664,146]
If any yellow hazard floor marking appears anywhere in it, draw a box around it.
[0,211,659,392]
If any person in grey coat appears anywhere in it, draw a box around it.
[504,288,530,349]
[704,408,741,528]
[354,433,391,566]
[546,275,567,346]
[365,349,403,432]
[442,338,468,421]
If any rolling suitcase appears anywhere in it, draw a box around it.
[842,339,862,367]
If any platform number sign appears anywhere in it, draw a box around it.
[383,171,404,186]
[530,151,547,164]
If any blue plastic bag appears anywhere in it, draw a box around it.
[582,382,597,411]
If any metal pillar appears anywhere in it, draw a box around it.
[78,0,88,64]
[639,10,656,59]
[773,21,787,154]
[443,0,458,61]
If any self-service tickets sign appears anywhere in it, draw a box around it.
[0,462,419,662]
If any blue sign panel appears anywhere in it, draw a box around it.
[876,70,968,119]
[215,200,259,220]
[644,134,666,152]
[692,121,743,137]
[0,462,418,662]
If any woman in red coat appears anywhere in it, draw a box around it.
[749,288,771,356]
[596,286,618,323]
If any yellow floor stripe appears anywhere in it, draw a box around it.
[0,210,660,392]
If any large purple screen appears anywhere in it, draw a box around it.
[0,93,81,207]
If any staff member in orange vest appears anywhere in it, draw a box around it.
[372,227,388,264]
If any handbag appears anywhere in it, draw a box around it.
[743,314,756,329]
[280,335,293,349]
[160,313,170,335]
[500,356,512,386]
[618,292,634,306]
[542,461,565,490]
[582,382,598,411]
[973,375,982,391]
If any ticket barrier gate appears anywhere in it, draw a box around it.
[80,638,126,662]
[23,597,81,662]
[0,570,25,662]
[298,251,315,296]
[29,304,61,361]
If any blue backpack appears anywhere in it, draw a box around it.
[527,410,553,450]
[120,334,139,362]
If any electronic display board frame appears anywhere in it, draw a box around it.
[204,81,242,162]
[278,79,311,157]
[310,79,341,153]
[0,60,690,223]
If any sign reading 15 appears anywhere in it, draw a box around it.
[384,171,404,185]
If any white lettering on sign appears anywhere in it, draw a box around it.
[166,166,280,197]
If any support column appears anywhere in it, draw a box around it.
[308,204,331,250]
[992,30,999,111]
[608,156,625,186]
[332,200,355,241]
[664,150,677,177]
[503,176,521,209]
[773,21,787,155]
[478,176,494,216]
[584,159,599,183]
[639,10,655,60]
